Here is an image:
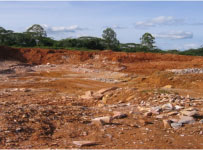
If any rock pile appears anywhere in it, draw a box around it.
[138,93,203,129]
[169,68,203,74]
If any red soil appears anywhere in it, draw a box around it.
[1,46,202,65]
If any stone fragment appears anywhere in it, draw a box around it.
[73,141,98,147]
[170,118,178,123]
[167,111,178,116]
[156,114,164,119]
[126,95,135,101]
[92,93,103,100]
[98,103,105,107]
[184,107,197,111]
[151,106,162,114]
[175,105,184,110]
[144,111,152,117]
[178,116,195,124]
[163,85,173,89]
[92,116,112,125]
[80,91,93,99]
[199,119,203,124]
[138,106,150,112]
[113,111,127,119]
[181,110,198,117]
[102,95,108,104]
[129,123,140,128]
[139,119,152,126]
[163,119,171,129]
[171,123,182,129]
[162,103,173,111]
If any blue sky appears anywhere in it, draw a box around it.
[0,1,203,50]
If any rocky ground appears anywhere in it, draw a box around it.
[0,46,203,149]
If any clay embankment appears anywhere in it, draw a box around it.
[1,46,202,66]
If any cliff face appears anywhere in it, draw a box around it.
[0,46,202,64]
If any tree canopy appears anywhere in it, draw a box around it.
[140,32,155,50]
[26,24,47,37]
[102,28,119,50]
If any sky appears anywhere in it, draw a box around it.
[0,1,203,50]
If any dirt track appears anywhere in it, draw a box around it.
[0,46,203,149]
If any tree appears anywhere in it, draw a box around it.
[0,27,7,34]
[0,27,14,45]
[26,24,47,37]
[102,28,119,50]
[140,32,155,50]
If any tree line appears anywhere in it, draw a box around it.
[1,24,203,56]
[0,24,156,52]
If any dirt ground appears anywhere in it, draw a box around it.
[0,46,203,149]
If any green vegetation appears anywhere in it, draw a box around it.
[0,24,203,56]
[102,28,119,50]
[140,32,155,50]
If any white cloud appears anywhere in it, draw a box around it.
[134,16,184,28]
[102,25,127,30]
[42,24,87,34]
[112,25,126,29]
[153,31,193,39]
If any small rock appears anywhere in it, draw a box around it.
[126,95,135,101]
[102,95,109,104]
[184,107,198,111]
[138,106,150,112]
[163,85,173,89]
[113,111,127,119]
[92,116,112,125]
[105,134,113,139]
[139,119,152,126]
[175,105,184,110]
[181,110,198,117]
[129,123,140,128]
[199,119,203,124]
[73,141,98,147]
[178,116,195,124]
[23,88,31,92]
[156,114,164,119]
[80,91,93,99]
[98,103,105,107]
[162,103,173,111]
[163,119,171,129]
[170,118,178,123]
[144,112,152,117]
[167,111,178,116]
[81,131,88,136]
[171,122,182,129]
[151,106,162,114]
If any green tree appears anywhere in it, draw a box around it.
[102,28,119,50]
[0,27,14,45]
[26,24,47,37]
[26,24,48,46]
[140,32,155,50]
